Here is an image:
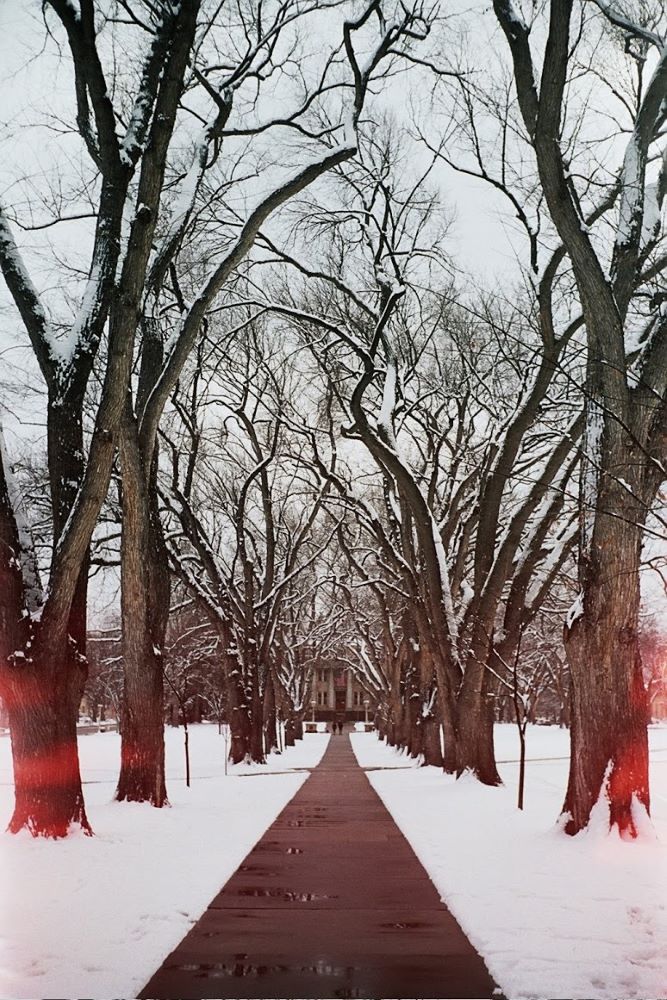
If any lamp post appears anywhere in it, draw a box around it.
[311,698,316,723]
[364,698,369,726]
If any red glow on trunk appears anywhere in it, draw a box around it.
[608,740,649,838]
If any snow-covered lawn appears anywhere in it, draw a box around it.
[0,726,329,1000]
[351,724,667,1000]
[2,723,665,1000]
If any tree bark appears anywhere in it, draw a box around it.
[0,0,202,834]
[1,395,92,836]
[455,656,501,785]
[263,670,278,755]
[420,705,444,768]
[4,634,90,836]
[249,665,266,764]
[284,714,297,747]
[226,662,251,764]
[492,0,665,835]
[115,415,168,806]
[563,467,650,835]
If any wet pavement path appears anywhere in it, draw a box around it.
[140,733,499,999]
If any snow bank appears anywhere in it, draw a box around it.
[0,726,329,999]
[351,724,667,1000]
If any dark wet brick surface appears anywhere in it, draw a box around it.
[139,734,499,999]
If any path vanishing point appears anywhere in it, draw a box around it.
[140,733,500,999]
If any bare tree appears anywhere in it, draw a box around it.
[0,0,202,835]
[253,126,582,780]
[114,0,432,800]
[162,320,340,762]
[494,0,667,835]
[0,0,432,828]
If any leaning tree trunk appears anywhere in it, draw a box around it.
[563,441,650,836]
[116,419,168,806]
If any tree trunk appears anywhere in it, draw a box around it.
[455,665,501,785]
[5,652,90,837]
[392,695,405,749]
[563,465,649,835]
[249,669,265,764]
[384,699,397,746]
[408,704,422,758]
[403,661,421,757]
[115,417,168,806]
[421,641,458,773]
[284,714,297,747]
[1,395,92,836]
[420,706,444,768]
[386,684,403,746]
[440,690,458,774]
[456,626,501,785]
[263,671,278,755]
[227,666,251,763]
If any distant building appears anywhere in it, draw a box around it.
[641,629,667,721]
[310,664,372,723]
[651,666,667,720]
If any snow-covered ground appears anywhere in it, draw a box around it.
[2,723,665,1000]
[0,726,329,1000]
[351,724,667,1000]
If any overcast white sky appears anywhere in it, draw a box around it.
[1,0,665,624]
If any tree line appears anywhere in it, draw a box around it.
[0,0,666,840]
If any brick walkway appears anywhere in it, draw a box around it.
[140,733,499,999]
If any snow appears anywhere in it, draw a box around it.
[582,401,604,555]
[165,140,205,233]
[0,207,59,369]
[377,359,397,442]
[1,719,666,1000]
[565,590,584,630]
[498,0,529,37]
[0,726,329,1000]
[617,138,642,248]
[351,724,667,1000]
[641,181,661,247]
[63,255,104,366]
